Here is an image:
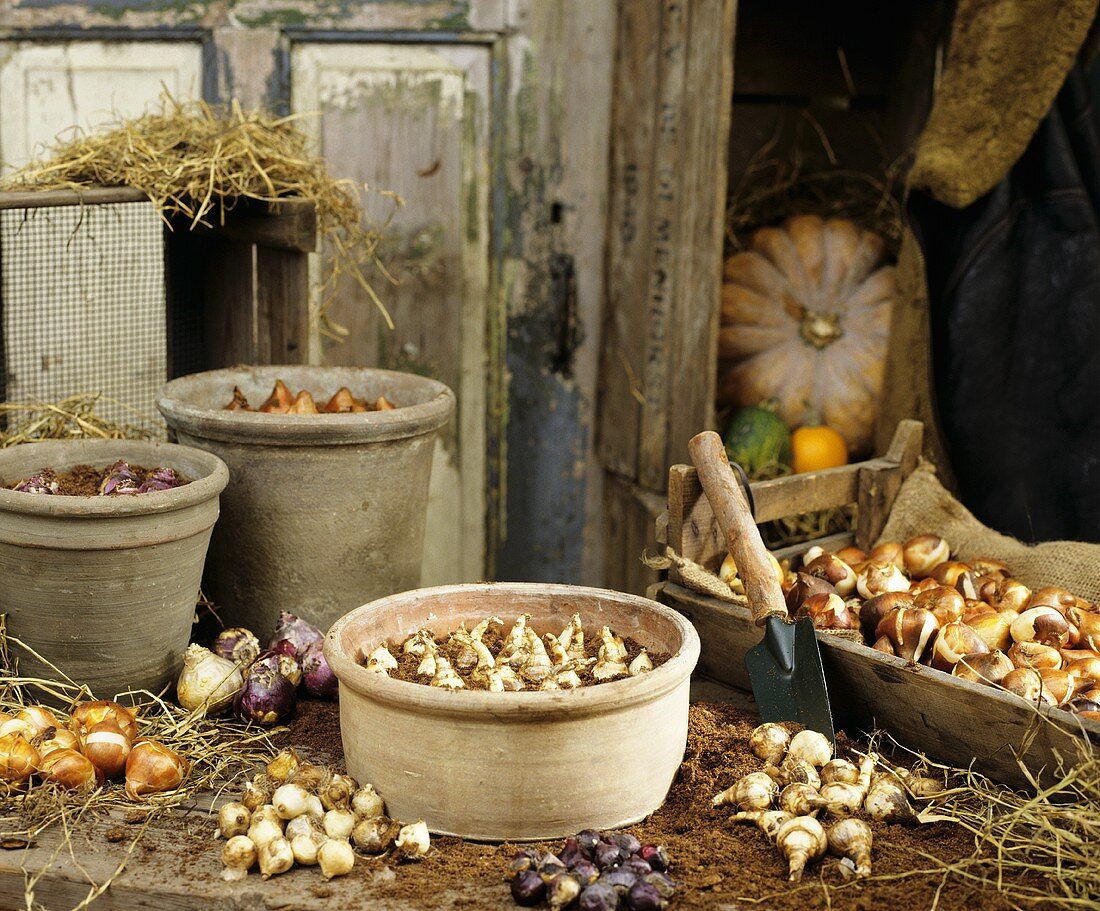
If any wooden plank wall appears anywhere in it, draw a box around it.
[598,0,737,595]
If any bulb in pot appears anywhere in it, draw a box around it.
[902,535,950,579]
[749,722,790,765]
[827,818,872,877]
[712,771,777,810]
[431,655,465,689]
[212,628,261,667]
[124,740,186,799]
[776,815,827,882]
[953,651,1014,686]
[221,835,257,882]
[13,470,59,494]
[177,644,244,715]
[318,838,355,880]
[629,649,654,676]
[787,730,832,767]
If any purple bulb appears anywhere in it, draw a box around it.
[510,870,546,906]
[625,881,664,911]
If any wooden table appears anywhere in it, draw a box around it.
[0,682,754,910]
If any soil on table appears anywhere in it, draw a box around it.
[8,463,190,496]
[257,700,1040,911]
[379,624,669,690]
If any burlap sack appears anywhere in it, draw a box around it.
[878,461,1100,602]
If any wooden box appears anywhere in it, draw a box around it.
[652,420,1100,788]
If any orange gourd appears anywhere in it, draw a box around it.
[791,423,848,473]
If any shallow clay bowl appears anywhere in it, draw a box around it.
[325,582,701,841]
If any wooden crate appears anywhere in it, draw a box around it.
[652,420,1100,789]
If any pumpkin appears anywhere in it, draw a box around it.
[722,402,791,476]
[791,422,848,473]
[717,214,895,456]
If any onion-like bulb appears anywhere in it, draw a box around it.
[803,554,857,597]
[323,808,356,840]
[863,778,914,823]
[748,722,790,765]
[82,719,132,779]
[352,815,398,854]
[776,815,827,882]
[729,809,793,842]
[272,783,312,820]
[787,730,832,767]
[0,732,40,783]
[318,838,356,880]
[1011,607,1072,648]
[827,818,873,877]
[772,756,821,790]
[241,776,272,811]
[124,740,187,800]
[16,706,59,736]
[902,535,950,579]
[875,608,939,663]
[351,784,386,819]
[39,748,102,790]
[820,759,860,786]
[929,561,972,587]
[31,727,80,758]
[212,627,262,666]
[258,836,294,879]
[70,701,138,741]
[857,560,910,600]
[1001,668,1056,705]
[953,651,1014,686]
[929,621,988,672]
[868,542,905,571]
[1007,640,1063,671]
[779,782,827,816]
[966,612,1013,653]
[712,771,777,811]
[221,835,257,882]
[218,802,251,838]
[395,820,430,859]
[290,830,325,865]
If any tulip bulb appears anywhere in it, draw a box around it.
[218,802,251,838]
[1027,587,1078,615]
[966,612,1013,653]
[787,730,832,768]
[16,706,59,736]
[803,554,857,597]
[0,732,39,783]
[1011,607,1071,647]
[221,835,257,882]
[776,815,827,882]
[124,740,186,799]
[40,748,102,790]
[869,542,905,570]
[1007,640,1063,671]
[835,546,867,565]
[395,820,431,861]
[1066,655,1100,684]
[827,818,872,877]
[859,592,914,643]
[258,836,294,879]
[0,718,38,741]
[32,727,80,758]
[70,701,138,741]
[730,809,793,841]
[802,592,857,630]
[902,535,950,579]
[953,651,1014,686]
[779,782,828,816]
[1039,668,1076,705]
[875,608,939,663]
[929,621,989,672]
[929,561,972,587]
[914,586,965,625]
[749,722,790,765]
[785,574,838,616]
[712,771,777,811]
[987,578,1031,613]
[857,560,910,600]
[82,719,131,779]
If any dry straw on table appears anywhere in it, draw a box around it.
[0,93,398,336]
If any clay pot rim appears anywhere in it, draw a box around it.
[0,439,229,517]
[325,582,701,720]
[158,366,455,446]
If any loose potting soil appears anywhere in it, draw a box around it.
[250,700,1034,910]
[8,463,189,496]
[378,624,669,690]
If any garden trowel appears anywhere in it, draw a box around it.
[688,431,834,740]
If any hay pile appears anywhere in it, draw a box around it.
[0,94,397,332]
[0,394,152,448]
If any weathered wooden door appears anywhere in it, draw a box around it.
[0,1,614,588]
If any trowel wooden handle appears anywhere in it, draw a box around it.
[688,431,788,626]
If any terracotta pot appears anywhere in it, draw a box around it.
[325,583,701,841]
[0,439,228,698]
[158,366,455,637]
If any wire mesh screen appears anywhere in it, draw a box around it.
[0,201,166,433]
